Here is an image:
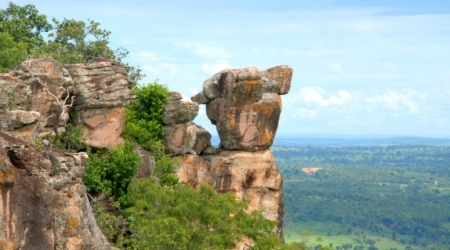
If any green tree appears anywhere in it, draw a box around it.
[1,2,144,81]
[122,179,281,250]
[122,82,169,159]
[0,32,27,72]
[33,18,115,64]
[0,2,51,50]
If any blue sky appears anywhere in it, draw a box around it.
[10,1,450,137]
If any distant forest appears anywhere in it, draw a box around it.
[273,140,450,249]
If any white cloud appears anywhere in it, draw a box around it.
[188,87,200,95]
[366,90,429,114]
[144,63,177,75]
[121,38,136,45]
[132,51,159,62]
[296,108,318,119]
[176,42,231,59]
[297,87,352,107]
[326,62,343,73]
[201,60,230,75]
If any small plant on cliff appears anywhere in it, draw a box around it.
[122,82,178,185]
[84,141,141,200]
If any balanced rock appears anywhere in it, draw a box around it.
[66,58,133,148]
[163,95,199,125]
[205,66,291,151]
[0,132,114,250]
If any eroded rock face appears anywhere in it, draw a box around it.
[0,110,40,142]
[0,59,74,135]
[163,122,197,155]
[0,132,113,250]
[176,150,285,239]
[66,58,133,148]
[194,66,292,151]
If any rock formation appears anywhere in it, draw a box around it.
[66,58,133,148]
[164,65,293,248]
[0,132,113,250]
[0,58,130,249]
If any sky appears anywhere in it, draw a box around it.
[9,0,450,137]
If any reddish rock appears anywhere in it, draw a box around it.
[163,100,199,125]
[13,59,74,133]
[0,110,40,143]
[163,122,196,155]
[176,150,285,239]
[0,132,114,249]
[72,106,125,148]
[192,125,212,155]
[135,144,155,178]
[66,58,132,148]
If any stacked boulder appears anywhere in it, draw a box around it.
[162,91,212,155]
[165,65,293,246]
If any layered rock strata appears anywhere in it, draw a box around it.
[0,58,131,148]
[0,58,132,249]
[164,65,293,247]
[66,58,133,148]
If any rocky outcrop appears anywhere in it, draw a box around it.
[0,58,133,249]
[0,59,74,137]
[66,58,133,148]
[162,91,210,156]
[0,58,132,148]
[164,65,293,246]
[198,66,292,151]
[0,132,113,250]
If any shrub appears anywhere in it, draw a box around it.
[84,141,141,199]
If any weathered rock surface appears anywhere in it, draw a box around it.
[163,99,199,125]
[192,124,212,155]
[0,132,114,250]
[66,58,133,148]
[193,65,292,151]
[163,122,197,155]
[135,144,155,178]
[0,59,74,134]
[176,150,285,239]
[0,110,40,142]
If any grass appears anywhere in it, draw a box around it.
[284,224,415,250]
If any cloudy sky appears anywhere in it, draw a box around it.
[10,0,450,137]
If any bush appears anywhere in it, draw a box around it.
[84,141,141,199]
[121,179,282,250]
[122,82,169,160]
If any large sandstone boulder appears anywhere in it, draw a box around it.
[0,132,114,250]
[176,150,285,240]
[66,58,133,148]
[163,97,199,125]
[205,67,289,151]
